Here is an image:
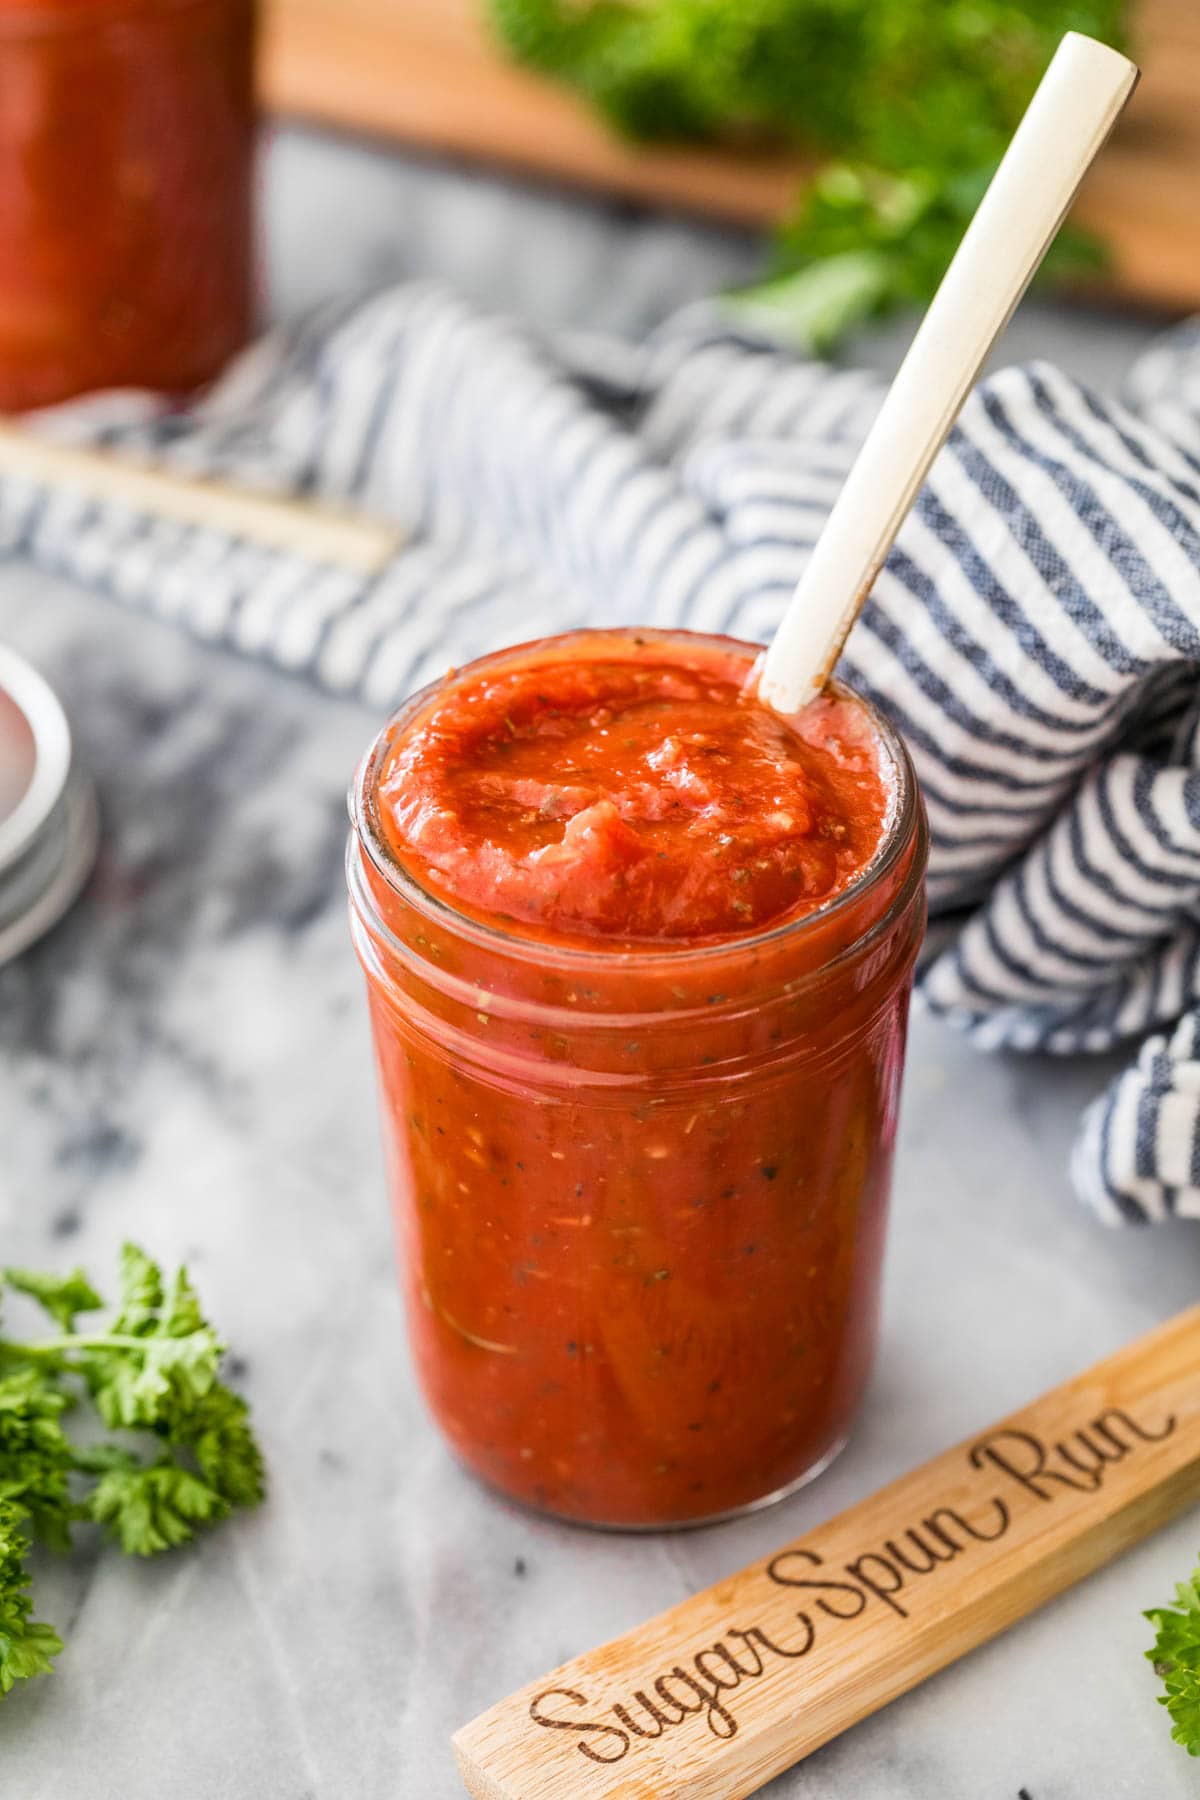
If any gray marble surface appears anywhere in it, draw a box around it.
[1,127,1198,1799]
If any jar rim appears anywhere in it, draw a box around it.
[349,628,923,979]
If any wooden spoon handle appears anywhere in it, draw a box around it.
[758,32,1139,716]
[0,420,403,574]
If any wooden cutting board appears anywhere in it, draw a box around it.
[259,0,1200,313]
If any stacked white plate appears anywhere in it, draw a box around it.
[0,646,98,967]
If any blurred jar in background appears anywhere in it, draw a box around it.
[0,0,256,411]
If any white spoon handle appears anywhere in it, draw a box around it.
[758,31,1139,716]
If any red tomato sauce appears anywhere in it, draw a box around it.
[0,0,254,411]
[351,632,926,1526]
[376,644,889,946]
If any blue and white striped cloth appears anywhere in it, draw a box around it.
[5,282,1200,1226]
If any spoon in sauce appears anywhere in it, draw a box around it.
[757,31,1139,718]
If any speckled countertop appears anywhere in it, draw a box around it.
[0,124,1198,1800]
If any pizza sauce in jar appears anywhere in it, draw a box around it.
[349,630,926,1527]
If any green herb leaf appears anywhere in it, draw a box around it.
[110,1242,165,1336]
[489,0,1127,347]
[0,1370,75,1555]
[718,251,890,357]
[85,1324,224,1433]
[174,1385,267,1513]
[1146,1555,1200,1756]
[78,1248,224,1432]
[0,1241,264,1700]
[3,1266,104,1333]
[0,1502,62,1695]
[87,1457,225,1557]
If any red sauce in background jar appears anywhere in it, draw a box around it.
[0,0,255,411]
[349,631,927,1527]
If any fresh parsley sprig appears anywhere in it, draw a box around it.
[1146,1554,1200,1757]
[488,0,1128,350]
[0,1503,61,1696]
[0,1243,264,1697]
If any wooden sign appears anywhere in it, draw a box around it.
[455,1305,1200,1800]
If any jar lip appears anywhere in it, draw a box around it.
[348,628,921,975]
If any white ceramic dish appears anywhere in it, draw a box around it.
[0,644,97,965]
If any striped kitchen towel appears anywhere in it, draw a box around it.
[3,281,1200,1225]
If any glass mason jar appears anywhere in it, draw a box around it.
[0,0,256,411]
[348,631,927,1529]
